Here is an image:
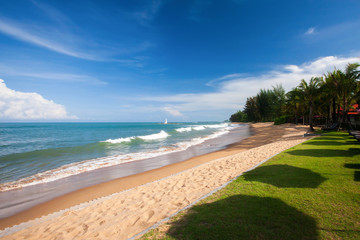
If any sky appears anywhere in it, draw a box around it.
[0,0,360,122]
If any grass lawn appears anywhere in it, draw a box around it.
[141,132,360,240]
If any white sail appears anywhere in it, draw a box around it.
[164,118,168,124]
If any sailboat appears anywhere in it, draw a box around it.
[164,118,168,124]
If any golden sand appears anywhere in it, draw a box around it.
[0,123,311,239]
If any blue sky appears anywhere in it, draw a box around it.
[0,0,360,122]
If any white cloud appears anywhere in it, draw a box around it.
[206,73,247,87]
[305,27,316,35]
[0,18,97,60]
[0,63,107,85]
[0,18,152,63]
[144,55,360,118]
[0,79,77,120]
[163,106,183,117]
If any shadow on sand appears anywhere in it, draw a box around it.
[167,195,318,240]
[242,164,326,188]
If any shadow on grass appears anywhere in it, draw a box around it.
[167,195,318,240]
[315,136,348,141]
[242,165,326,188]
[355,171,360,181]
[303,141,358,146]
[344,163,360,169]
[343,164,360,182]
[287,149,359,158]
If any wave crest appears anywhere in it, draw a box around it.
[176,123,229,133]
[139,130,169,140]
[104,130,169,144]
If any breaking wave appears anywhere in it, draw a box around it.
[0,123,237,192]
[104,130,169,144]
[175,123,228,133]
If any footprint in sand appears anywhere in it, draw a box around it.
[147,210,155,221]
[82,224,89,234]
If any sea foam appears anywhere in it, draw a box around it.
[175,123,228,133]
[0,124,237,192]
[175,127,192,132]
[104,137,135,144]
[104,130,169,144]
[138,130,169,140]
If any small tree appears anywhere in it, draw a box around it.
[243,97,259,122]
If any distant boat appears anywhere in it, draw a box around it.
[164,118,168,124]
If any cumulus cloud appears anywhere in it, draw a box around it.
[0,79,77,120]
[144,55,360,117]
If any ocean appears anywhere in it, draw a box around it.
[0,122,250,218]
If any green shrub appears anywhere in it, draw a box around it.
[229,111,247,122]
[274,115,288,125]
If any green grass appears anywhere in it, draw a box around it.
[141,132,360,240]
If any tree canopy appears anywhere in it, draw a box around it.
[229,63,360,130]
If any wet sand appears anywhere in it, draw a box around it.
[0,123,311,239]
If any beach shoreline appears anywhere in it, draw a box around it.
[0,123,250,230]
[0,123,311,239]
[0,123,250,221]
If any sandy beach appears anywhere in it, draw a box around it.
[0,123,311,239]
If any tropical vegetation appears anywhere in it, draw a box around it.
[230,63,360,130]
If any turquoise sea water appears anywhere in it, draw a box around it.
[0,122,238,190]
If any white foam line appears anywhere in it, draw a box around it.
[128,138,310,240]
[0,125,238,192]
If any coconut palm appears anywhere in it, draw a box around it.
[298,77,322,131]
[285,87,302,124]
[320,71,339,126]
[331,63,360,127]
[345,63,360,80]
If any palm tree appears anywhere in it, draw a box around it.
[285,87,302,124]
[333,63,360,127]
[321,71,339,126]
[298,77,322,131]
[345,63,360,80]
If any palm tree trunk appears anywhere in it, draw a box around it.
[332,98,337,122]
[340,97,346,129]
[309,103,314,131]
[328,102,332,126]
[303,114,305,125]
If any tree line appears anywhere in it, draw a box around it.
[230,63,360,130]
